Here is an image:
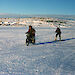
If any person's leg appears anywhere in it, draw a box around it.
[59,33,61,40]
[31,35,35,44]
[55,33,58,40]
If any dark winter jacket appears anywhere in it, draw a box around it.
[27,28,36,36]
[55,28,61,34]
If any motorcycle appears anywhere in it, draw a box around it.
[26,32,35,46]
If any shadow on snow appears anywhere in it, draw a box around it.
[35,38,75,45]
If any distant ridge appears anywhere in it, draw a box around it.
[0,14,75,20]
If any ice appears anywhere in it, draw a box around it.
[0,19,75,75]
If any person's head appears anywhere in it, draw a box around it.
[56,26,59,28]
[29,25,32,30]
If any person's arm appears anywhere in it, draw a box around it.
[25,31,28,34]
[55,29,57,33]
[25,29,30,34]
[31,29,35,35]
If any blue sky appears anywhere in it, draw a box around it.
[0,0,75,15]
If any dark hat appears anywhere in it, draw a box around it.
[29,25,32,27]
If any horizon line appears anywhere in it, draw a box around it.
[0,13,75,16]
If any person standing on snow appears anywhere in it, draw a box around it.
[55,27,61,40]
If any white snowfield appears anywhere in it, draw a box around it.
[0,21,75,75]
[0,17,72,28]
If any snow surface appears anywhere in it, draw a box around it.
[0,23,75,75]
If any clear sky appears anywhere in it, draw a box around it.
[0,0,75,15]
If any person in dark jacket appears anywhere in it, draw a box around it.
[55,27,61,40]
[26,25,36,43]
[27,25,35,38]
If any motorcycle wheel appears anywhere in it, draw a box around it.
[26,39,29,46]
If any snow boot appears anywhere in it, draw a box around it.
[55,37,57,41]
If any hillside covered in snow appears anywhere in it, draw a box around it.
[0,15,75,75]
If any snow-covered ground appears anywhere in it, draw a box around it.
[0,21,75,75]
